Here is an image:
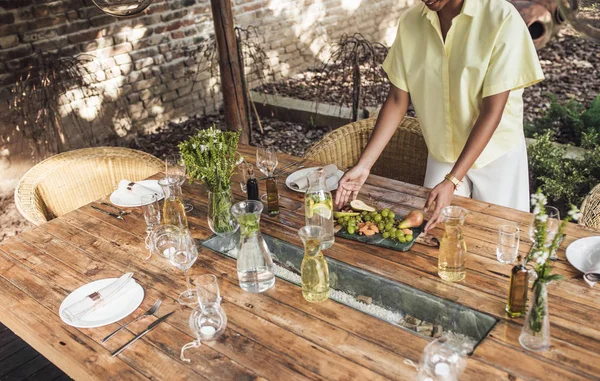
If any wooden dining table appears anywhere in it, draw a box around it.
[1,144,599,381]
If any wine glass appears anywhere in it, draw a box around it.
[180,274,227,363]
[256,147,278,177]
[169,228,199,306]
[238,162,252,193]
[166,154,193,213]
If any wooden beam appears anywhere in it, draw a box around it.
[210,0,250,145]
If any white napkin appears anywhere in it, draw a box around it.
[584,263,600,288]
[63,273,136,322]
[118,180,157,198]
[290,164,338,191]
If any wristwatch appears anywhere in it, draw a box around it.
[444,173,462,190]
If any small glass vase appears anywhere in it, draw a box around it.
[208,188,239,239]
[231,200,275,293]
[519,281,550,352]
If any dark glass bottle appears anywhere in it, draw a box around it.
[506,254,529,318]
[266,176,280,215]
[246,166,259,201]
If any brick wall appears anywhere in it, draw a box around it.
[0,0,411,187]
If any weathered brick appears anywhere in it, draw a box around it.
[132,76,160,91]
[177,84,193,96]
[128,70,143,83]
[67,28,103,44]
[129,46,159,62]
[128,101,144,113]
[134,57,154,70]
[119,63,133,75]
[94,42,133,58]
[0,44,31,61]
[162,90,178,102]
[90,14,119,27]
[0,12,15,24]
[32,36,68,51]
[0,35,19,49]
[114,53,132,65]
[28,15,67,31]
[139,88,153,101]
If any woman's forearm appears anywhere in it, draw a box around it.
[450,91,510,180]
[356,86,410,170]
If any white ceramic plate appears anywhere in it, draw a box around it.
[109,180,163,207]
[59,278,144,328]
[566,236,600,273]
[285,167,345,193]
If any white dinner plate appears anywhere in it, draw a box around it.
[566,236,600,273]
[59,278,144,328]
[285,167,345,193]
[109,180,164,207]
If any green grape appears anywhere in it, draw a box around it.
[385,222,393,231]
[377,222,385,231]
[382,232,390,239]
[381,210,389,218]
[361,211,368,216]
[347,226,356,235]
[396,230,404,239]
[364,215,372,222]
[374,214,382,222]
[390,227,397,236]
[388,212,395,219]
[406,234,414,242]
[398,235,407,243]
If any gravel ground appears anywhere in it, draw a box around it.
[256,27,600,124]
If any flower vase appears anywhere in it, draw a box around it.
[519,281,550,351]
[207,189,239,249]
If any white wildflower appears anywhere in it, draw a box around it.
[537,214,548,223]
[533,205,541,215]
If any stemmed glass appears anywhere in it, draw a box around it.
[180,274,228,362]
[256,147,278,177]
[238,161,252,193]
[169,228,199,306]
[141,194,161,255]
[166,154,193,213]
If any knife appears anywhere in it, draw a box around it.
[111,311,175,357]
[91,205,124,220]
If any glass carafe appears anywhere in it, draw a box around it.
[298,226,330,303]
[231,200,275,293]
[181,274,227,362]
[438,206,468,282]
[304,170,334,250]
[158,177,188,228]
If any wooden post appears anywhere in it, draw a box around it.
[210,0,250,144]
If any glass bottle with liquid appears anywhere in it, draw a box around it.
[158,177,188,228]
[246,165,260,201]
[304,169,334,250]
[266,176,279,215]
[506,254,529,318]
[298,225,330,303]
[231,200,275,293]
[438,206,468,282]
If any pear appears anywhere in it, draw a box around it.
[350,199,376,212]
[398,210,424,229]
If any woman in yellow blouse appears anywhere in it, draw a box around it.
[335,0,544,232]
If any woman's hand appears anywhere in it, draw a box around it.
[334,165,370,209]
[424,180,455,232]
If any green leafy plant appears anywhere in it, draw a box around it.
[179,126,241,233]
[525,94,600,147]
[525,190,579,334]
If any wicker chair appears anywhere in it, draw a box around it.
[304,117,428,185]
[580,183,600,229]
[15,147,164,226]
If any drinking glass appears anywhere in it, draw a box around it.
[256,147,278,176]
[141,194,161,252]
[180,274,227,362]
[238,162,252,193]
[169,228,199,306]
[149,224,180,259]
[496,225,520,264]
[166,154,193,213]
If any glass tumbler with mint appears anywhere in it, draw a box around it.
[231,200,275,293]
[304,169,334,250]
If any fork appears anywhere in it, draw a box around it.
[102,299,163,343]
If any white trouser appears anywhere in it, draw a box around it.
[423,136,530,212]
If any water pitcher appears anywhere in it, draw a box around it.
[304,169,334,249]
[298,226,330,303]
[438,206,468,282]
[231,200,275,293]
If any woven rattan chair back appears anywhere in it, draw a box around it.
[304,117,428,186]
[15,147,164,225]
[580,183,600,230]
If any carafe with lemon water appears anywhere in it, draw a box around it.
[298,226,330,302]
[304,169,334,249]
[438,206,468,282]
[159,177,188,229]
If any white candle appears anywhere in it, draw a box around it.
[200,326,216,336]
